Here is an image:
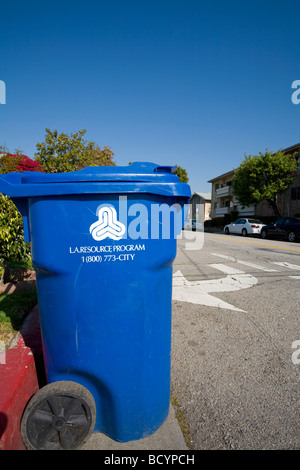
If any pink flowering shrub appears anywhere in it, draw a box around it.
[0,153,43,174]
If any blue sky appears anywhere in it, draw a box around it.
[1,0,300,193]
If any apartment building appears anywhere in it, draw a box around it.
[256,143,300,218]
[208,169,255,219]
[208,143,300,220]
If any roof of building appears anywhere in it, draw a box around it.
[207,169,235,183]
[193,192,211,200]
[207,142,300,184]
[281,143,300,154]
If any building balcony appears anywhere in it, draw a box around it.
[215,207,230,216]
[235,204,255,215]
[216,186,233,198]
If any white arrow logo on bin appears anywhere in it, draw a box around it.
[90,206,126,241]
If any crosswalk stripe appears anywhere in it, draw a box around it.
[210,253,278,272]
[208,263,245,274]
[271,261,300,270]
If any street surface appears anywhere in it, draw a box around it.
[171,232,300,450]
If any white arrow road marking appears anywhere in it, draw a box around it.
[172,266,258,312]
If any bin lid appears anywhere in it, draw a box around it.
[0,162,191,199]
[21,162,178,184]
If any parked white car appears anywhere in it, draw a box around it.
[224,218,264,237]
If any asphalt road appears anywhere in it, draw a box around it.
[171,231,300,450]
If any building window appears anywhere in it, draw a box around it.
[291,187,300,200]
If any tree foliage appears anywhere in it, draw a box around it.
[233,150,298,218]
[35,128,115,173]
[174,164,189,183]
[0,151,43,265]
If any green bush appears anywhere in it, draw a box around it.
[0,259,4,282]
[0,290,37,344]
[0,194,31,263]
[0,150,39,271]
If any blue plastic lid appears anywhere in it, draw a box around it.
[21,162,178,184]
[0,162,191,199]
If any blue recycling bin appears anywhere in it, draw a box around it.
[0,162,191,450]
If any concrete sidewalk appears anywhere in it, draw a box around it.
[81,405,187,450]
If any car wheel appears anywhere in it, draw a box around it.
[225,227,229,235]
[288,231,296,242]
[241,228,247,237]
[261,230,267,239]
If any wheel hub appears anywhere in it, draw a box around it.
[54,418,66,429]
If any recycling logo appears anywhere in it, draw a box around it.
[90,206,126,241]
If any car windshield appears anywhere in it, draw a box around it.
[248,219,262,224]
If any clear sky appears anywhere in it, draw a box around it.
[1,0,300,193]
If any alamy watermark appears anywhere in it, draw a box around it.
[0,80,6,104]
[291,80,300,104]
[85,197,204,251]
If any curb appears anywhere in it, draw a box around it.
[0,306,42,450]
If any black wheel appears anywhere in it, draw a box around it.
[288,231,296,242]
[21,381,96,450]
[241,228,247,237]
[225,227,229,235]
[261,229,267,239]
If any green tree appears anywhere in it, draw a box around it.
[35,128,115,173]
[233,150,298,218]
[174,165,189,183]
